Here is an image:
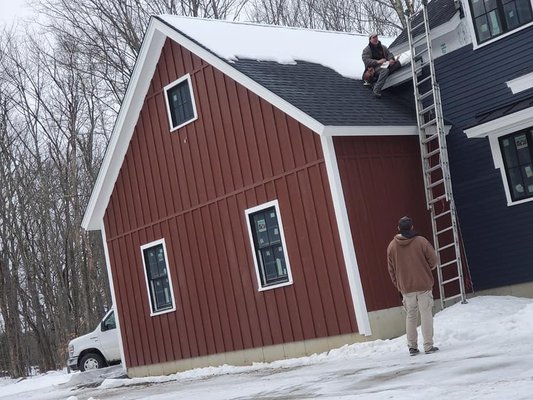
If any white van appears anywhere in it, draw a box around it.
[67,309,121,372]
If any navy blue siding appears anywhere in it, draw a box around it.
[435,25,533,291]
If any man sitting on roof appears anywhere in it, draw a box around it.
[362,33,401,98]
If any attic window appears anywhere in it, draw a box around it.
[164,74,198,131]
[469,0,533,43]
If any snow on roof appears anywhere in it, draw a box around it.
[158,15,393,80]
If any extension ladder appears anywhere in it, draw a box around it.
[405,0,468,308]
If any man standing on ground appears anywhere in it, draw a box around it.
[387,216,439,356]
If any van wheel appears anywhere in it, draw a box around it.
[80,353,106,371]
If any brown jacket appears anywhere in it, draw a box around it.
[387,234,438,294]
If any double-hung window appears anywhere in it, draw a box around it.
[164,74,198,131]
[245,200,293,290]
[469,0,533,43]
[140,239,176,315]
[499,129,533,201]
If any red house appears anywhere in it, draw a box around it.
[82,16,433,377]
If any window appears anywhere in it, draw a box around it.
[164,74,197,131]
[499,129,533,201]
[469,0,533,43]
[245,200,293,290]
[140,239,176,315]
[101,311,116,332]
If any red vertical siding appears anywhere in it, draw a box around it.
[334,136,434,311]
[103,38,357,368]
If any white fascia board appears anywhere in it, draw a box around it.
[464,106,533,138]
[507,72,533,94]
[322,125,419,136]
[82,17,325,231]
[320,134,371,336]
[82,20,166,230]
[155,19,324,134]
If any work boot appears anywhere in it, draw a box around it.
[425,346,439,354]
[409,348,420,356]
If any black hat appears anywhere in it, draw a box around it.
[398,216,413,231]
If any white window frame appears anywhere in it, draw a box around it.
[245,200,294,291]
[465,106,533,206]
[140,238,177,316]
[461,0,533,49]
[163,73,198,132]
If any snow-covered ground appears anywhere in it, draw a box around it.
[1,295,532,400]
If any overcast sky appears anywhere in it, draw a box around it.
[0,0,32,26]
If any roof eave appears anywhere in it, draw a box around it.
[82,17,327,231]
[82,19,167,231]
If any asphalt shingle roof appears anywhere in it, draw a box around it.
[232,59,416,126]
[390,0,461,47]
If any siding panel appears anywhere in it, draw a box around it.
[104,39,356,368]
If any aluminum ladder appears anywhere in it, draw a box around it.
[405,0,468,308]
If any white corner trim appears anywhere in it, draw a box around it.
[506,72,533,94]
[322,125,418,136]
[464,106,533,138]
[244,200,294,291]
[140,238,177,316]
[101,226,127,372]
[319,135,372,336]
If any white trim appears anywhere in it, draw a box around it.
[140,238,177,316]
[100,226,127,371]
[82,21,167,231]
[163,73,199,131]
[155,21,324,135]
[464,106,533,138]
[464,106,533,206]
[488,131,533,206]
[82,17,325,231]
[244,200,294,291]
[460,0,533,50]
[319,135,372,336]
[506,72,533,94]
[322,125,418,136]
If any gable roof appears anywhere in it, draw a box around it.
[390,0,462,48]
[82,17,417,230]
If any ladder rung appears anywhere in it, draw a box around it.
[410,21,426,32]
[426,163,443,173]
[422,132,439,144]
[416,75,432,86]
[421,118,437,129]
[419,103,435,116]
[434,209,451,219]
[427,178,445,189]
[424,147,440,158]
[415,47,429,59]
[436,225,453,236]
[415,62,431,74]
[418,90,434,101]
[442,276,460,285]
[443,293,464,303]
[440,258,458,268]
[429,194,447,204]
[437,242,456,252]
